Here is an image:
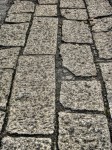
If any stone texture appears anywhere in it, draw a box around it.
[24,17,58,54]
[1,137,51,150]
[86,0,112,18]
[60,81,104,111]
[93,32,112,59]
[100,63,112,117]
[60,0,85,8]
[8,1,35,13]
[59,112,111,150]
[61,9,87,20]
[38,0,58,4]
[35,5,57,16]
[0,48,20,68]
[5,13,31,22]
[0,69,13,109]
[91,17,112,32]
[60,44,96,76]
[0,23,29,46]
[62,20,92,43]
[0,111,5,131]
[7,56,55,134]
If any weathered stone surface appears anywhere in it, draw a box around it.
[0,69,13,109]
[91,17,112,32]
[1,137,51,150]
[35,5,57,16]
[0,48,20,68]
[100,63,112,117]
[0,111,5,131]
[86,0,112,18]
[59,112,111,150]
[93,32,112,59]
[60,44,96,76]
[62,20,92,43]
[60,81,104,111]
[8,1,35,13]
[38,0,58,4]
[7,56,55,134]
[24,17,58,54]
[61,9,87,20]
[0,23,29,46]
[60,0,85,8]
[5,13,31,22]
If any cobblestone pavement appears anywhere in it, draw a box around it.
[0,0,112,149]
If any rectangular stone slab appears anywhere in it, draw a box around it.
[7,55,55,134]
[0,111,5,131]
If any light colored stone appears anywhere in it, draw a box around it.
[100,63,112,117]
[0,69,13,109]
[59,112,111,150]
[86,0,112,18]
[60,44,96,76]
[0,111,5,131]
[0,48,20,68]
[61,9,87,20]
[35,5,57,16]
[62,20,92,43]
[5,13,31,22]
[93,32,112,59]
[38,0,58,4]
[24,17,58,54]
[60,0,85,8]
[60,81,104,111]
[91,17,112,32]
[7,56,55,134]
[1,137,51,150]
[0,23,29,46]
[8,1,35,13]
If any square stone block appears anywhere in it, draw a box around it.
[0,111,5,131]
[60,0,85,8]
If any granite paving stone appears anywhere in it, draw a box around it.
[59,112,111,150]
[0,48,20,68]
[24,17,58,54]
[62,20,92,43]
[60,44,96,76]
[93,32,112,59]
[60,0,85,8]
[100,63,112,117]
[38,0,58,4]
[0,111,5,131]
[1,137,51,150]
[7,55,55,134]
[60,81,104,111]
[61,9,88,20]
[0,23,29,46]
[35,5,57,16]
[0,69,13,109]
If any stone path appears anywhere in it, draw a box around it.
[0,0,112,149]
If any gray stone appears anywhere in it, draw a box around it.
[0,111,5,131]
[93,32,112,59]
[59,112,111,150]
[7,56,55,134]
[0,48,20,68]
[100,63,112,117]
[5,13,31,22]
[0,23,29,46]
[35,5,57,16]
[1,137,51,150]
[61,9,88,20]
[91,17,112,32]
[62,20,92,43]
[8,1,35,13]
[24,17,58,54]
[60,44,96,76]
[60,0,85,8]
[86,0,112,18]
[60,80,104,111]
[0,69,13,109]
[38,0,58,4]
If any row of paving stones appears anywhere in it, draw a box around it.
[0,0,112,149]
